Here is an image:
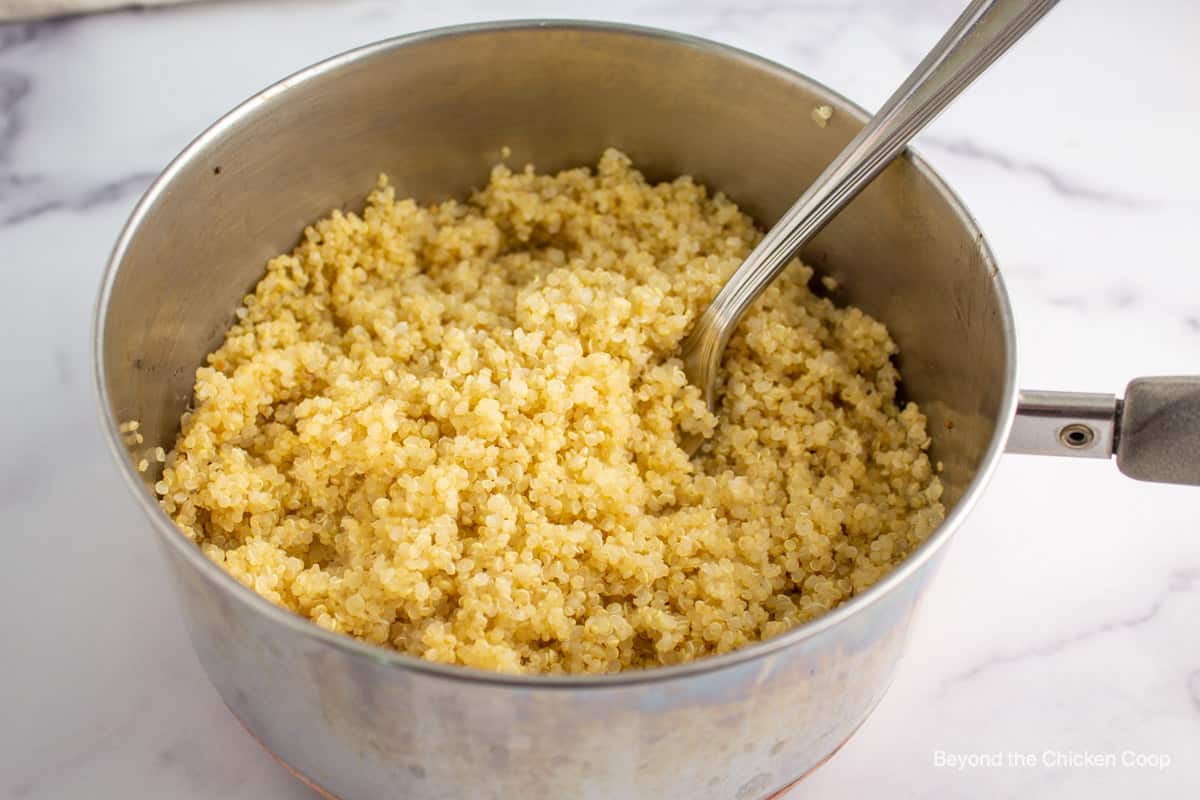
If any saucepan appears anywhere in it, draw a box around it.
[93,21,1200,800]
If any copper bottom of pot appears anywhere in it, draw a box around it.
[228,704,863,800]
[762,716,865,800]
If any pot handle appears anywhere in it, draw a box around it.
[1007,376,1200,486]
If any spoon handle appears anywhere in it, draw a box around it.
[682,0,1059,408]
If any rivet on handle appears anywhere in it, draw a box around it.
[1007,379,1200,486]
[1058,423,1095,449]
[1006,390,1118,459]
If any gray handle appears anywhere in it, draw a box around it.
[1007,376,1200,486]
[1116,377,1200,485]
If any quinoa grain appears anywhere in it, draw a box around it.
[157,150,944,674]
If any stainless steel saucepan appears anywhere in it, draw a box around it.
[93,21,1200,800]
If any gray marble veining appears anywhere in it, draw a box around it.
[0,169,155,226]
[945,570,1200,687]
[922,134,1147,207]
[1,1,1197,798]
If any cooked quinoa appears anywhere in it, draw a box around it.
[157,150,944,674]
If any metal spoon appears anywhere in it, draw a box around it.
[679,0,1059,455]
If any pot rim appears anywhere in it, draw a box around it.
[92,18,1019,689]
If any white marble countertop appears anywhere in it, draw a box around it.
[2,1,1198,797]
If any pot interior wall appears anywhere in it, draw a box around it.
[102,24,1009,512]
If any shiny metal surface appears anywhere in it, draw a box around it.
[1008,380,1200,484]
[680,0,1058,436]
[95,22,1019,799]
[1007,389,1118,458]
